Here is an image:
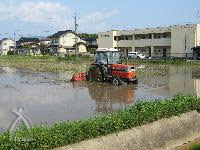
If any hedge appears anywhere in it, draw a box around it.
[0,95,200,149]
[190,144,200,150]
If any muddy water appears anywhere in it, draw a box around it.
[0,65,200,132]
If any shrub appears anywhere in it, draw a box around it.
[190,144,200,150]
[7,50,14,55]
[0,95,200,149]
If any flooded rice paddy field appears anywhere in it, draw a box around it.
[0,65,200,132]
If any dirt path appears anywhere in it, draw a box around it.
[175,137,200,150]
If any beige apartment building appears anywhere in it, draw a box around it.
[98,24,200,58]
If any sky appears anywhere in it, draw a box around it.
[0,0,200,39]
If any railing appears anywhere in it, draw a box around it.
[149,52,194,60]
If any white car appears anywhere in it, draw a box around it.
[128,52,145,59]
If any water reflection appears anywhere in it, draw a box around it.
[72,82,136,113]
[168,67,200,97]
[192,69,200,97]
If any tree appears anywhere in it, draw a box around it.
[39,43,50,55]
[79,33,98,39]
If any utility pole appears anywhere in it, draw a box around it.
[14,32,16,54]
[74,13,78,56]
[197,12,200,47]
[184,27,187,59]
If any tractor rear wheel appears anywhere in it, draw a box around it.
[88,66,103,82]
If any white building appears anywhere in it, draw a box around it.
[49,30,87,55]
[40,38,51,46]
[98,24,200,58]
[0,38,14,55]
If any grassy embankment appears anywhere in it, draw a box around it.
[0,95,200,149]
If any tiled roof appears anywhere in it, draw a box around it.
[48,30,83,39]
[19,37,40,43]
[48,30,74,38]
[0,38,13,44]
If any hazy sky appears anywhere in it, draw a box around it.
[0,0,200,39]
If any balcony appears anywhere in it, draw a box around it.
[152,38,171,46]
[117,40,133,47]
[134,38,171,47]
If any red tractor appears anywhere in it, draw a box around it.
[71,48,138,86]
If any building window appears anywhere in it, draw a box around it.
[114,36,117,41]
[101,35,110,37]
[141,35,146,39]
[141,49,146,52]
[148,34,152,39]
[125,37,128,40]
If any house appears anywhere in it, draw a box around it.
[98,24,200,59]
[40,38,51,46]
[83,37,98,49]
[16,37,40,55]
[0,38,14,55]
[48,30,87,56]
[18,37,40,45]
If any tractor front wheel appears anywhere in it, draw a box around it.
[112,77,122,86]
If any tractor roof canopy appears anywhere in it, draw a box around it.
[95,48,121,65]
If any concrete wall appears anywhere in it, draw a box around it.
[171,25,196,57]
[98,31,116,48]
[55,111,200,150]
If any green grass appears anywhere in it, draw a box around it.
[0,95,200,149]
[190,144,200,150]
[127,59,200,65]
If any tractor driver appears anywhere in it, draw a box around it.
[98,52,108,65]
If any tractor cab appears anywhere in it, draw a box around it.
[95,48,122,65]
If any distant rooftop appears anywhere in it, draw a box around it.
[19,37,40,43]
[48,30,76,38]
[0,38,13,44]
